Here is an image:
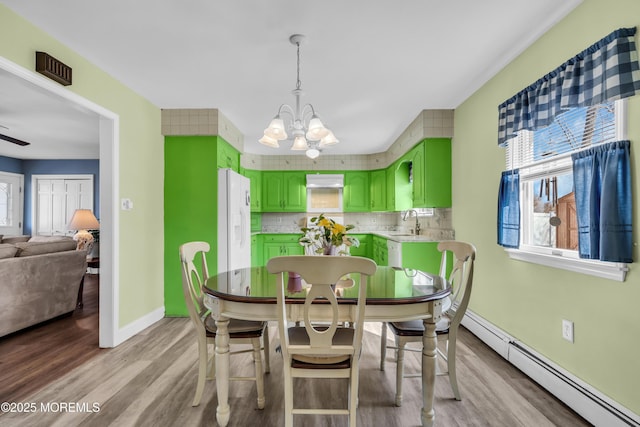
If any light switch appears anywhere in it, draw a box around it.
[121,198,134,210]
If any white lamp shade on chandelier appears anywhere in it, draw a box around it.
[259,34,339,159]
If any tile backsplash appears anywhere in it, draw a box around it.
[259,209,453,240]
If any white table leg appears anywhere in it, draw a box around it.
[421,318,437,427]
[215,317,231,427]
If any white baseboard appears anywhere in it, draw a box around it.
[114,306,165,346]
[461,310,640,427]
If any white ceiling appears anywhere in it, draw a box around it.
[0,0,582,159]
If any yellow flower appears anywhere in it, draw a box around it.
[318,218,332,228]
[332,223,346,235]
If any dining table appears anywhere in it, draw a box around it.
[203,264,451,427]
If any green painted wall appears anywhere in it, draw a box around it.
[164,136,221,316]
[453,0,640,414]
[0,6,164,328]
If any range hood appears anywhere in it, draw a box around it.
[306,174,344,188]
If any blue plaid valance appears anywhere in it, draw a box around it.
[498,27,640,147]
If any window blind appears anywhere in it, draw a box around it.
[506,102,617,170]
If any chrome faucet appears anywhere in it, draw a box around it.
[402,209,421,235]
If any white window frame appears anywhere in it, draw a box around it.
[504,99,629,282]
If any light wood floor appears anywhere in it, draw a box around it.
[0,303,589,427]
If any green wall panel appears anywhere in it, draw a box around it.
[164,136,219,316]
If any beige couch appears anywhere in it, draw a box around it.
[0,236,88,337]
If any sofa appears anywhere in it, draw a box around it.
[0,235,88,338]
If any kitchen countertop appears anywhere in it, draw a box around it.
[252,230,454,243]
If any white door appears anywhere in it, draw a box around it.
[0,171,24,237]
[34,175,94,236]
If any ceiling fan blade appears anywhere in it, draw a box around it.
[0,133,30,146]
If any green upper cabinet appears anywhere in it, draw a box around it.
[262,171,306,212]
[243,169,262,212]
[388,160,413,212]
[385,166,397,211]
[216,138,240,171]
[344,171,370,212]
[370,169,386,211]
[409,143,425,206]
[413,138,452,208]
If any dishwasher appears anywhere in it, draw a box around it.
[387,240,402,267]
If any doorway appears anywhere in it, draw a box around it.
[0,56,118,347]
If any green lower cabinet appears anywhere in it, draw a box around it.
[372,236,388,266]
[348,234,371,258]
[260,234,304,266]
[251,234,262,267]
[401,242,448,275]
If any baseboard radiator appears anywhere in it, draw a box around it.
[461,310,640,427]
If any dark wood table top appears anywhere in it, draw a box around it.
[204,265,450,305]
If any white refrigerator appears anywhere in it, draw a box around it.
[217,168,251,273]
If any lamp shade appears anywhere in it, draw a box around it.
[264,117,288,140]
[259,134,280,148]
[68,209,100,230]
[319,130,339,147]
[291,135,309,150]
[305,116,330,140]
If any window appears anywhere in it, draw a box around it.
[503,100,629,280]
[0,172,24,236]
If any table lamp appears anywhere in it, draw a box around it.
[68,209,100,253]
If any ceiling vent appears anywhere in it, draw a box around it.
[36,51,72,86]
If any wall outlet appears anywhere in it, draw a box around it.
[562,319,574,342]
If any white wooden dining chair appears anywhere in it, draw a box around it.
[267,255,377,427]
[179,241,270,408]
[380,240,476,404]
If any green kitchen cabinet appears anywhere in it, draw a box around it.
[385,166,396,211]
[372,235,388,266]
[262,171,306,212]
[348,234,371,258]
[216,138,239,171]
[251,234,262,267]
[261,234,304,265]
[344,171,370,212]
[412,138,452,208]
[243,169,262,212]
[370,169,386,211]
[388,160,413,212]
[401,241,442,274]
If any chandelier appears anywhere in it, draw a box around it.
[259,34,338,159]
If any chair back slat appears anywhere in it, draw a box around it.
[267,255,377,361]
[437,241,476,327]
[179,241,211,332]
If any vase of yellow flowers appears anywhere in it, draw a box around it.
[299,214,360,255]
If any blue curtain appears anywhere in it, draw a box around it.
[572,140,632,262]
[498,27,640,146]
[497,170,520,248]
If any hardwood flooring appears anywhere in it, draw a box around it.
[0,274,101,404]
[0,278,590,426]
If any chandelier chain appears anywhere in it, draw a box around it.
[296,41,301,91]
